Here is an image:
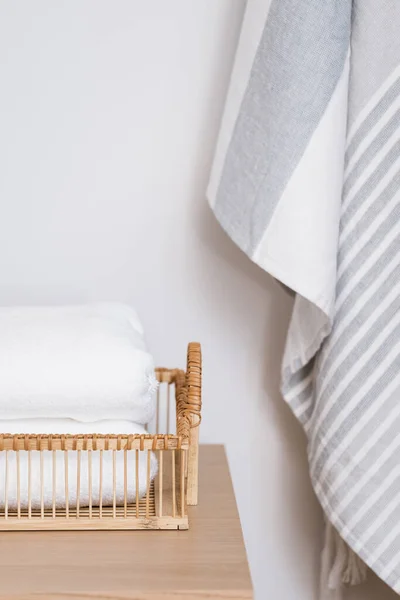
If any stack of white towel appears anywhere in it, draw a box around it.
[0,302,158,510]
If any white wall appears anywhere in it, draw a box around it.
[0,2,395,598]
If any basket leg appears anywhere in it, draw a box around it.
[187,423,199,505]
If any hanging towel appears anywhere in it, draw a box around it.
[208,0,400,597]
[0,303,157,424]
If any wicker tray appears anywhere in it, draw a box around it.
[0,342,202,531]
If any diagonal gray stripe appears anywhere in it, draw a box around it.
[213,0,351,255]
[352,474,400,558]
[337,171,400,264]
[372,526,400,576]
[344,108,400,196]
[340,138,400,231]
[316,255,400,401]
[329,407,400,509]
[286,359,314,388]
[312,345,400,482]
[309,273,400,465]
[345,76,400,164]
[338,226,400,322]
[297,404,314,428]
[337,184,400,290]
[289,381,313,413]
[333,467,400,566]
[315,292,400,438]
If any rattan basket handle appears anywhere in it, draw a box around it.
[185,342,202,427]
[186,342,201,506]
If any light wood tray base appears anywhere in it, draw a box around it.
[0,485,188,530]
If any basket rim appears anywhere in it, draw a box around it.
[0,432,189,451]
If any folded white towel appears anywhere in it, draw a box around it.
[0,420,158,510]
[0,302,157,424]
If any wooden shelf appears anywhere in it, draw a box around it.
[0,445,253,600]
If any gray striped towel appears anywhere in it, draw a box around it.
[207,0,400,597]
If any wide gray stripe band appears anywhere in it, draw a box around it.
[214,0,351,255]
